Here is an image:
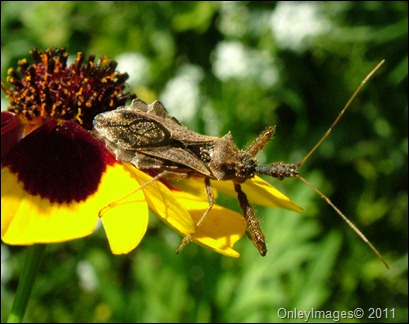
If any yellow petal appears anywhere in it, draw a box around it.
[122,163,196,236]
[1,167,96,244]
[173,190,246,257]
[161,175,300,256]
[123,165,245,257]
[1,162,147,248]
[166,175,214,200]
[211,176,303,212]
[99,188,148,255]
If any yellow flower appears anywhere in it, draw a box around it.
[1,48,302,258]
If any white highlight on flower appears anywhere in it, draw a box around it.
[160,64,204,124]
[218,2,249,38]
[115,52,151,86]
[212,41,278,88]
[270,2,331,52]
[77,260,98,292]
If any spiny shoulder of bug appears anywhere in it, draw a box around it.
[129,98,181,123]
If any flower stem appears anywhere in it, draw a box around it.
[7,244,46,323]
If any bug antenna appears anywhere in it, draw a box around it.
[297,60,385,169]
[297,175,389,269]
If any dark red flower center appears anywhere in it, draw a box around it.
[2,120,116,204]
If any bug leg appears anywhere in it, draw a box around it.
[234,183,267,256]
[98,171,171,217]
[176,177,215,254]
[245,126,275,157]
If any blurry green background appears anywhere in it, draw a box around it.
[1,1,407,322]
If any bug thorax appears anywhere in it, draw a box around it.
[208,132,257,183]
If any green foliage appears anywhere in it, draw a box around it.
[2,1,407,322]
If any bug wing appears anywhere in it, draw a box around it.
[136,146,213,177]
[135,109,218,144]
[93,109,171,150]
[93,99,218,177]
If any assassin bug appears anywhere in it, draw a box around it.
[93,60,387,268]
